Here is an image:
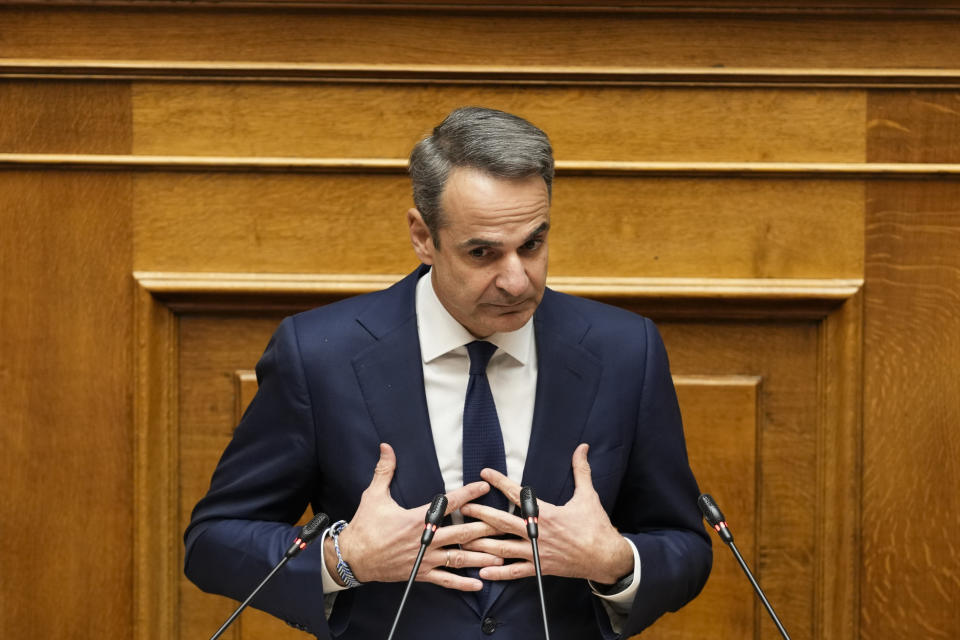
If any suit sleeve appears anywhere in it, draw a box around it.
[614,318,713,635]
[183,316,332,638]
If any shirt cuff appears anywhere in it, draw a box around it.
[319,527,349,594]
[587,536,641,605]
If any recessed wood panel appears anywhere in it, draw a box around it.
[658,320,821,640]
[4,7,960,69]
[646,376,761,639]
[133,172,864,279]
[131,83,866,163]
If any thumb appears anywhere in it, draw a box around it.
[571,443,595,494]
[368,442,397,493]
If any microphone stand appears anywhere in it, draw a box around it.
[521,486,550,640]
[386,494,448,640]
[209,512,330,640]
[698,494,790,640]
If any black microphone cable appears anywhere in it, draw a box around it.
[209,512,330,640]
[386,493,448,640]
[698,493,791,640]
[521,486,550,640]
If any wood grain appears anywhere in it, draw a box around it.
[868,90,960,163]
[0,80,131,153]
[862,91,960,640]
[131,172,864,279]
[4,7,960,69]
[130,83,866,162]
[0,170,134,637]
[862,182,960,639]
[646,376,762,639]
[659,320,822,640]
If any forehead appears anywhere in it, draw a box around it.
[439,167,550,237]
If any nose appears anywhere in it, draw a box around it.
[495,253,530,298]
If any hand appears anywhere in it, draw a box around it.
[459,443,634,585]
[328,443,505,591]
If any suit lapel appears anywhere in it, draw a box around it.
[522,290,602,503]
[352,267,446,509]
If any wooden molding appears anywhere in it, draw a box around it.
[6,59,960,88]
[133,271,862,318]
[5,1,960,16]
[6,153,960,179]
[133,283,179,640]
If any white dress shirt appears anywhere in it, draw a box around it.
[321,269,639,625]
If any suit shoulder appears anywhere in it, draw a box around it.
[543,288,653,332]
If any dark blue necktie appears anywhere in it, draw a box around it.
[461,340,508,611]
[462,340,508,512]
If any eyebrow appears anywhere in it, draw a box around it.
[459,221,550,249]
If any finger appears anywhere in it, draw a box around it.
[432,520,500,547]
[430,548,504,570]
[571,443,594,494]
[367,443,397,494]
[479,468,522,506]
[458,504,526,537]
[479,562,536,581]
[462,537,532,562]
[444,481,491,513]
[418,568,484,591]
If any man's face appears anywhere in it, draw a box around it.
[408,167,550,338]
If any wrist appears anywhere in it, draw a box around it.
[593,533,634,585]
[330,520,363,588]
[323,536,347,587]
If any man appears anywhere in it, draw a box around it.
[185,107,711,639]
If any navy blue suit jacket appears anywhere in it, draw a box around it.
[184,266,711,639]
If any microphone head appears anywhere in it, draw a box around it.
[697,494,726,527]
[425,493,448,526]
[520,486,538,518]
[300,512,330,544]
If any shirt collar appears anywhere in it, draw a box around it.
[416,267,534,365]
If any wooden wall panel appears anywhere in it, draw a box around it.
[660,320,822,640]
[863,91,960,640]
[11,2,960,640]
[132,172,864,279]
[170,304,837,640]
[648,376,761,639]
[131,83,866,162]
[0,170,134,638]
[3,6,960,69]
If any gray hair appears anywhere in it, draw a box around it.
[409,107,554,244]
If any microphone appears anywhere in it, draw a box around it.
[698,494,791,640]
[521,486,549,640]
[209,512,330,640]
[284,509,329,558]
[387,494,448,640]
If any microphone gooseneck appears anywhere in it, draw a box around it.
[521,486,550,640]
[698,493,791,640]
[210,512,330,640]
[387,494,448,640]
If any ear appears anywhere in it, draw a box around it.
[407,208,436,265]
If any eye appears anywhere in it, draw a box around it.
[521,238,544,252]
[469,246,491,258]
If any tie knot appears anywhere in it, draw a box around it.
[466,340,498,374]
